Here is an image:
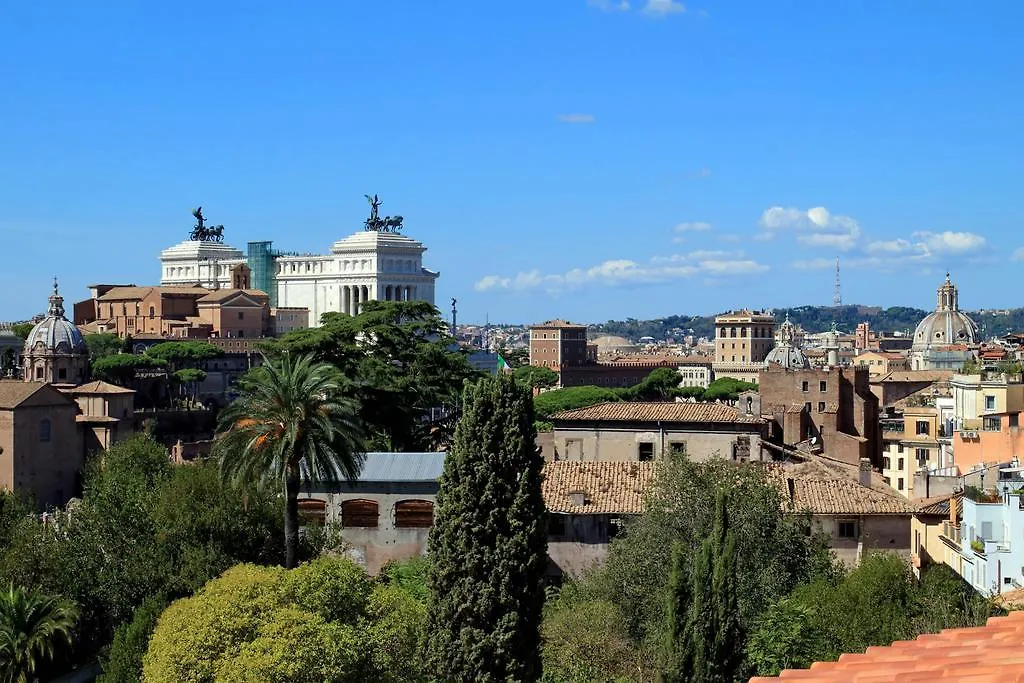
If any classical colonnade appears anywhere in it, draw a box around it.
[341,284,418,315]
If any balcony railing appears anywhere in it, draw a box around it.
[941,521,961,545]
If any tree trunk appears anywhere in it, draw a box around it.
[284,465,300,569]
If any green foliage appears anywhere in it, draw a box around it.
[0,434,286,674]
[145,341,223,367]
[84,333,125,361]
[0,583,79,683]
[514,364,560,390]
[261,300,480,451]
[534,385,622,419]
[745,599,825,676]
[619,367,683,401]
[499,347,530,369]
[99,593,169,683]
[426,373,548,682]
[997,360,1023,377]
[92,353,166,385]
[703,377,758,401]
[10,323,33,340]
[541,587,648,683]
[214,353,366,568]
[380,556,430,605]
[665,490,743,683]
[141,558,425,683]
[961,358,981,374]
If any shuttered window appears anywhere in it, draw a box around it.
[297,498,327,524]
[395,500,434,528]
[341,499,379,528]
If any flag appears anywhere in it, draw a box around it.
[496,354,513,373]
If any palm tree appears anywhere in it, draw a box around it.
[214,353,366,568]
[0,584,78,683]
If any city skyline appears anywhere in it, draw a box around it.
[3,1,1024,323]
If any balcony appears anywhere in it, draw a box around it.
[940,521,961,545]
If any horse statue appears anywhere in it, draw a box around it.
[208,225,225,243]
[384,215,404,233]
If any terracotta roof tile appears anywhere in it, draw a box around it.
[552,401,762,424]
[69,380,135,395]
[542,461,654,514]
[766,458,917,515]
[195,288,269,304]
[913,493,956,516]
[750,612,1024,683]
[0,382,59,409]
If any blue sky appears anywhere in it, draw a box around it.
[3,1,1023,324]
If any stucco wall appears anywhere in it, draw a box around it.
[547,514,616,578]
[552,426,761,462]
[812,514,912,567]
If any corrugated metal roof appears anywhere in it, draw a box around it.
[356,452,446,482]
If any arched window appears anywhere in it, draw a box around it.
[394,500,434,528]
[341,499,379,528]
[39,419,51,443]
[149,306,156,319]
[297,498,327,525]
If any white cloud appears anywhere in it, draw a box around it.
[865,239,913,255]
[557,113,595,124]
[588,0,630,10]
[759,205,862,251]
[790,258,835,271]
[642,0,685,15]
[475,251,767,293]
[674,221,712,233]
[911,230,986,255]
[719,233,740,243]
[1012,247,1024,262]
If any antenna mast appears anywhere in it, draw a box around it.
[833,257,842,307]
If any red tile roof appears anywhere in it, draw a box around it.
[749,611,1024,683]
[552,401,762,424]
[542,461,654,514]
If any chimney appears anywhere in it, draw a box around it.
[568,491,586,507]
[858,458,872,487]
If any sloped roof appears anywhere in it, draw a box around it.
[542,461,654,514]
[69,380,135,395]
[196,289,269,304]
[97,286,211,301]
[552,401,762,424]
[913,493,956,517]
[749,611,1024,683]
[356,452,446,482]
[0,382,71,409]
[875,370,954,384]
[766,457,917,515]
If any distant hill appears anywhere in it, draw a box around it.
[591,305,1024,342]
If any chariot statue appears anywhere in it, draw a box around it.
[189,207,225,242]
[364,194,404,233]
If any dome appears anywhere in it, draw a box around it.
[911,274,978,352]
[24,280,86,356]
[591,335,638,353]
[764,344,810,370]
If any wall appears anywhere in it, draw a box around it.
[813,514,912,567]
[7,401,83,509]
[953,412,1024,474]
[547,513,619,577]
[304,482,437,575]
[552,425,761,462]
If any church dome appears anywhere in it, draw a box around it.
[24,280,86,356]
[764,344,810,370]
[912,274,978,352]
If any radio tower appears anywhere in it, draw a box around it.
[832,257,842,307]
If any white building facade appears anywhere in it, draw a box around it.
[160,231,439,327]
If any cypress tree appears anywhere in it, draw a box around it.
[425,373,548,682]
[664,489,744,683]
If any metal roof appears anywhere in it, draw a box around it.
[356,452,446,482]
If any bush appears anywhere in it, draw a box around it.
[99,593,170,683]
[142,557,426,683]
[534,386,622,419]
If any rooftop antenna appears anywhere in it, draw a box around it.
[450,297,457,337]
[833,256,842,307]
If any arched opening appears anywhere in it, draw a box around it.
[297,498,327,525]
[341,499,379,528]
[394,500,434,528]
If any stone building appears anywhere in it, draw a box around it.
[759,364,882,467]
[22,282,89,385]
[529,320,591,372]
[712,309,776,383]
[910,274,979,371]
[549,401,765,462]
[159,222,439,327]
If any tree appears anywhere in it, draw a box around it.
[533,385,622,420]
[170,368,207,404]
[621,367,682,401]
[145,341,222,371]
[425,373,547,682]
[141,558,425,683]
[745,599,825,676]
[214,353,366,568]
[262,300,480,451]
[513,364,559,390]
[91,353,166,386]
[10,323,33,341]
[0,584,79,683]
[83,333,124,362]
[499,347,530,369]
[703,377,758,401]
[99,593,169,683]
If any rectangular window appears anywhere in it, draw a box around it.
[898,477,904,490]
[818,402,826,413]
[883,456,891,469]
[916,421,930,435]
[1011,414,1020,428]
[983,416,1001,431]
[898,457,904,470]
[638,443,655,461]
[238,311,245,320]
[981,521,992,541]
[985,395,996,411]
[804,402,812,414]
[838,520,857,539]
[898,443,904,453]
[802,381,809,392]
[916,448,929,464]
[819,381,827,392]
[668,441,687,458]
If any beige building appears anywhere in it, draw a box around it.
[881,406,946,498]
[549,401,764,463]
[855,351,909,376]
[712,309,775,383]
[951,372,1024,430]
[911,494,958,576]
[68,381,136,453]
